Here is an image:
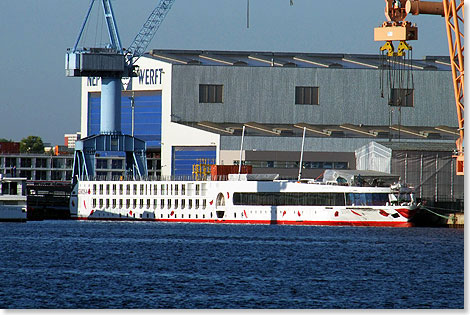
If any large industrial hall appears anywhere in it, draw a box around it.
[79,49,463,208]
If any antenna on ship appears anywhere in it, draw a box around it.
[298,127,306,181]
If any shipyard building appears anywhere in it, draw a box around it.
[78,49,463,207]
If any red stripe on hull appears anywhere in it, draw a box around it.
[72,217,413,227]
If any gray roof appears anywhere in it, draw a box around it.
[180,121,459,142]
[146,50,451,71]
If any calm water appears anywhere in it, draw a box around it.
[0,221,464,309]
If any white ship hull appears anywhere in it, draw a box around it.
[0,205,27,222]
[0,176,27,222]
[70,176,418,227]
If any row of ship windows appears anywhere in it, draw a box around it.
[92,210,297,220]
[92,183,202,196]
[92,198,207,210]
[232,192,391,207]
[93,212,213,220]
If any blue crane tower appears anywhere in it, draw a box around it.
[65,0,175,182]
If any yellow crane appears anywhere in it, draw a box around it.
[374,0,464,175]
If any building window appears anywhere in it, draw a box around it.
[20,158,32,168]
[5,157,16,167]
[52,158,63,169]
[65,159,73,168]
[36,158,47,168]
[36,170,47,180]
[111,159,123,169]
[295,86,319,105]
[199,84,223,103]
[390,88,414,107]
[96,159,107,169]
[51,171,62,180]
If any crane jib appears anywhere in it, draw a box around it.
[128,0,176,63]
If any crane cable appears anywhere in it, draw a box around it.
[379,42,414,141]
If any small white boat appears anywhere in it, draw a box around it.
[0,175,27,222]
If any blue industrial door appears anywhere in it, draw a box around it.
[88,91,162,148]
[172,146,216,176]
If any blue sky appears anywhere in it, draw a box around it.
[0,0,450,144]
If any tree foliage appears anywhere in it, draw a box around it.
[20,136,44,153]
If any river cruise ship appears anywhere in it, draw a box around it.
[70,170,419,227]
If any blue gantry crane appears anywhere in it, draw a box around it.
[66,0,175,181]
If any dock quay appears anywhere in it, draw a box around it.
[412,199,464,228]
[447,213,464,229]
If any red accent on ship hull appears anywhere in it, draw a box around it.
[395,208,417,219]
[379,209,389,217]
[72,217,414,227]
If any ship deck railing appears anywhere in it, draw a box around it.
[76,175,362,186]
[80,174,312,183]
[75,175,395,189]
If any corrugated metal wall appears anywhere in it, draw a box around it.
[355,142,464,205]
[171,65,455,127]
[391,151,464,204]
[221,136,380,153]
